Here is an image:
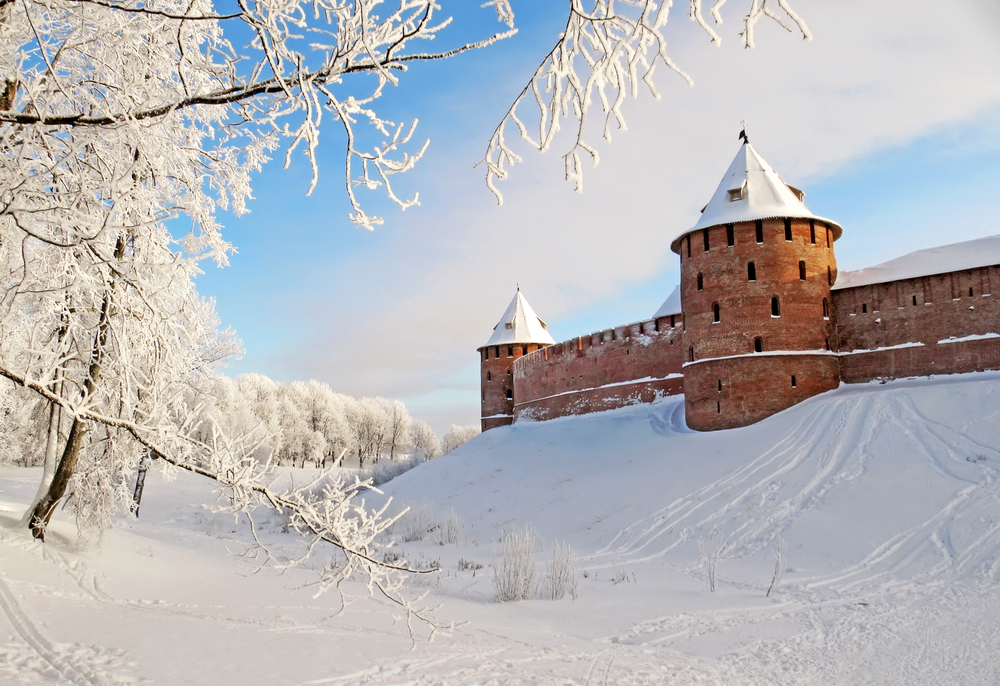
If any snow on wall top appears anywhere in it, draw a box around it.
[834,234,1000,290]
[653,285,681,319]
[482,289,557,348]
[671,142,843,253]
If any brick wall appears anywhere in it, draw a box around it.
[511,316,684,422]
[677,218,839,430]
[479,342,546,432]
[832,265,1000,350]
[683,353,840,430]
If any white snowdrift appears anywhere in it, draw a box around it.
[2,372,1000,684]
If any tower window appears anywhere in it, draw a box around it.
[689,346,695,362]
[755,220,763,244]
[823,298,829,318]
[727,224,735,246]
[670,314,676,327]
[717,401,721,414]
[784,218,792,242]
[494,346,500,359]
[828,266,833,286]
[912,295,917,306]
[810,220,816,244]
[754,337,763,353]
[507,346,513,358]
[687,236,691,258]
[799,260,807,281]
[791,375,797,388]
[969,287,974,297]
[748,261,757,282]
[704,228,710,252]
[771,297,781,317]
[825,337,831,350]
[506,389,513,400]
[487,371,491,382]
[717,379,722,392]
[697,273,704,290]
[826,227,831,248]
[862,303,868,314]
[713,302,720,323]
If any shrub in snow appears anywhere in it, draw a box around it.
[435,508,463,546]
[543,540,579,600]
[491,525,540,602]
[611,558,635,585]
[391,501,436,543]
[358,454,425,487]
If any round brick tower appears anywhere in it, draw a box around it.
[671,140,844,430]
[478,289,555,431]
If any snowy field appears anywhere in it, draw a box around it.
[2,372,1000,685]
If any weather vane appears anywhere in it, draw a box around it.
[738,120,749,145]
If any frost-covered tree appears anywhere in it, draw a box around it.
[482,0,812,200]
[410,419,440,459]
[441,425,480,455]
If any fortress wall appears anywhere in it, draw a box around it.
[834,264,1000,382]
[683,353,841,431]
[479,342,547,431]
[512,316,684,422]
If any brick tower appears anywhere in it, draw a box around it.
[672,139,844,430]
[478,289,555,431]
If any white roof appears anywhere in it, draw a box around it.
[834,234,1000,290]
[482,289,556,348]
[672,142,843,252]
[653,285,681,319]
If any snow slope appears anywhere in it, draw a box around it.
[2,372,1000,684]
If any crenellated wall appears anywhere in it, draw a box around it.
[832,263,1000,383]
[512,315,684,422]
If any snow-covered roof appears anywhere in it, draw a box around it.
[653,285,681,319]
[482,289,556,348]
[834,234,1000,290]
[671,142,843,253]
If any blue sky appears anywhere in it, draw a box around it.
[194,0,1000,434]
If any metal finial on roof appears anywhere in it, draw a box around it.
[738,120,749,145]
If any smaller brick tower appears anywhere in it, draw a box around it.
[479,289,555,431]
[672,137,844,430]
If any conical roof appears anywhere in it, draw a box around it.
[671,142,842,253]
[653,285,681,319]
[481,289,556,348]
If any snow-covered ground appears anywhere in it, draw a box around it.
[3,372,1000,684]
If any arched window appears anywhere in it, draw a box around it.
[754,337,763,353]
[810,220,816,244]
[748,262,757,281]
[771,297,781,317]
[799,260,807,281]
[703,228,710,252]
[755,220,763,244]
[827,266,833,286]
[822,298,829,318]
[713,302,720,323]
[726,223,735,246]
[697,273,704,290]
[784,218,792,242]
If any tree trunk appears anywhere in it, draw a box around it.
[20,395,62,526]
[131,450,150,517]
[28,239,120,541]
